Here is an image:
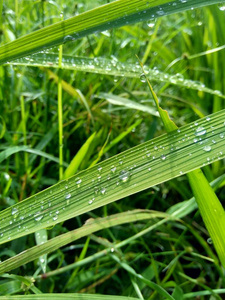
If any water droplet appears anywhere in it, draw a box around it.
[34,213,44,222]
[140,73,146,83]
[207,238,213,244]
[76,178,82,187]
[88,199,93,205]
[161,154,166,161]
[63,35,75,43]
[206,117,210,121]
[52,215,58,221]
[119,170,130,182]
[219,133,224,139]
[97,166,102,172]
[11,207,19,218]
[100,187,106,195]
[110,248,115,252]
[146,152,151,158]
[203,145,211,152]
[195,126,206,136]
[148,168,151,171]
[65,193,71,200]
[147,21,155,28]
[219,4,225,11]
[111,166,117,173]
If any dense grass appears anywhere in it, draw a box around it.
[0,0,225,299]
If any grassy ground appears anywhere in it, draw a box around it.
[0,0,225,299]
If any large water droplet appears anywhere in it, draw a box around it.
[34,213,44,222]
[76,178,82,187]
[203,145,211,152]
[119,170,130,182]
[161,154,166,161]
[11,207,19,218]
[65,193,71,200]
[195,126,206,136]
[140,73,146,82]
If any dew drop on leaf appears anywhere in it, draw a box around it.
[65,193,71,200]
[203,145,211,152]
[119,170,130,182]
[161,154,166,161]
[140,73,146,82]
[195,126,206,136]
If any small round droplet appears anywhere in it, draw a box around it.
[52,215,58,221]
[207,238,213,244]
[140,73,146,83]
[97,166,102,172]
[161,154,166,161]
[203,145,211,152]
[11,207,18,216]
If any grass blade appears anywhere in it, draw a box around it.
[0,110,224,244]
[0,0,223,65]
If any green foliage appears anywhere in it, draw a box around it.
[0,0,225,299]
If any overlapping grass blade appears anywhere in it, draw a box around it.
[8,54,225,99]
[0,210,167,274]
[0,0,223,64]
[0,109,224,244]
[0,295,140,300]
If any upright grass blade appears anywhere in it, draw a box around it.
[141,64,225,267]
[0,110,224,244]
[0,0,223,65]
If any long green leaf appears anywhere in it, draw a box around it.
[0,110,224,244]
[0,210,167,274]
[0,0,223,64]
[8,54,225,98]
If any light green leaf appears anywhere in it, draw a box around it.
[0,109,224,245]
[63,132,96,179]
[0,0,223,65]
[9,54,225,99]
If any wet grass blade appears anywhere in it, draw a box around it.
[0,0,223,65]
[8,54,225,99]
[0,109,224,244]
[142,67,225,268]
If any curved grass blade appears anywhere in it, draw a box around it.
[0,294,140,300]
[0,210,167,274]
[0,110,224,244]
[0,0,223,65]
[0,146,68,167]
[9,54,225,99]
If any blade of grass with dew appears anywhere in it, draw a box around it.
[9,54,225,99]
[0,0,224,65]
[140,62,225,267]
[63,132,96,179]
[0,109,224,244]
[0,210,168,274]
